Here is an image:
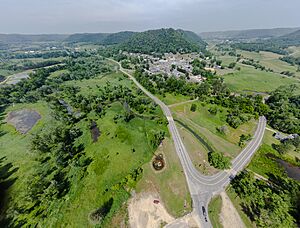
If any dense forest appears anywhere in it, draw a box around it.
[266,85,300,134]
[232,171,300,227]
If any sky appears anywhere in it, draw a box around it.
[0,0,300,34]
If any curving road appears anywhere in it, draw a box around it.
[110,59,266,228]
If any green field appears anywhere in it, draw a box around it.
[136,137,192,217]
[157,93,193,105]
[237,50,300,79]
[176,123,218,174]
[0,72,170,227]
[208,195,223,228]
[171,101,257,158]
[65,72,135,95]
[223,64,300,93]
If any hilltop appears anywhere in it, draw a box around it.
[119,28,206,54]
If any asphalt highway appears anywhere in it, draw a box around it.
[111,59,266,228]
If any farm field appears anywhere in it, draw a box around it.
[223,64,300,93]
[237,50,300,79]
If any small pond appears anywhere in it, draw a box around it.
[276,159,300,182]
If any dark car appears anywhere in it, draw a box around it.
[202,206,207,216]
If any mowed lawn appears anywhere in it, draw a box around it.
[223,64,300,93]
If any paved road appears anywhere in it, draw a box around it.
[110,59,266,228]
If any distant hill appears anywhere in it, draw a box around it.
[200,27,300,40]
[64,33,109,43]
[65,31,136,44]
[275,29,300,45]
[0,34,68,43]
[231,29,300,55]
[119,28,206,54]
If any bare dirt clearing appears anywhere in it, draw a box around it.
[219,191,245,228]
[3,72,30,85]
[128,193,200,228]
[6,109,41,134]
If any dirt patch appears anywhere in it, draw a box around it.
[128,192,200,228]
[5,72,30,85]
[6,109,41,134]
[166,212,200,228]
[128,193,174,228]
[219,191,245,228]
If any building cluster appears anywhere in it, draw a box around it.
[273,132,299,142]
[128,52,206,82]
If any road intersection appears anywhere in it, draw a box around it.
[111,59,266,228]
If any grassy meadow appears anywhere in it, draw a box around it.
[208,195,223,228]
[171,101,257,159]
[223,64,300,93]
[0,71,172,227]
